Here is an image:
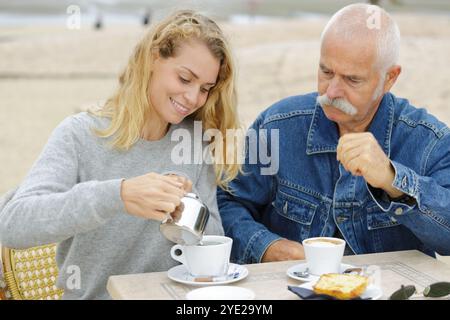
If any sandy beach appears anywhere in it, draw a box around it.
[0,12,450,194]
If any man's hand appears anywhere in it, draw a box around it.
[261,239,305,262]
[336,132,403,198]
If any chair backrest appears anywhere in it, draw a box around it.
[0,261,10,299]
[1,243,64,300]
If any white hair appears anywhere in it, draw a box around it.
[321,3,401,73]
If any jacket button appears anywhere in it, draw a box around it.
[395,207,403,215]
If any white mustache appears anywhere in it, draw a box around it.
[316,94,358,116]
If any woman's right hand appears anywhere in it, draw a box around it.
[120,172,188,221]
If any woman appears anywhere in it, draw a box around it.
[0,10,241,299]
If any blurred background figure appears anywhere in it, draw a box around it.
[247,0,262,19]
[94,13,103,30]
[368,0,403,5]
[142,9,152,26]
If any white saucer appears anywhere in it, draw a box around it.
[168,263,248,286]
[287,263,355,282]
[297,281,383,300]
[186,286,255,300]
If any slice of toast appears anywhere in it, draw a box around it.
[313,273,369,300]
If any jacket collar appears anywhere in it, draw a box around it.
[306,93,395,157]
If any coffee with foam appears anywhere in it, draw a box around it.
[304,238,343,247]
[302,237,346,275]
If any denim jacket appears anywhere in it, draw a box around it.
[217,92,450,264]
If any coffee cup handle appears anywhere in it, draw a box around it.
[170,244,186,265]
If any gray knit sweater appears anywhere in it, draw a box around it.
[0,112,224,299]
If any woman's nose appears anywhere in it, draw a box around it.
[184,86,200,108]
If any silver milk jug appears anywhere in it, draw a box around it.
[159,192,210,245]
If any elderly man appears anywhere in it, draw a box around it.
[217,3,450,263]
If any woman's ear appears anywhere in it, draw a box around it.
[151,47,160,62]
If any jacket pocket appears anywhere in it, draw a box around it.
[366,206,400,230]
[272,188,317,225]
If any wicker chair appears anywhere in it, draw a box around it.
[0,243,64,300]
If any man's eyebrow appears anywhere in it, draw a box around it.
[320,64,364,79]
[344,73,364,80]
[180,66,216,86]
[319,63,330,70]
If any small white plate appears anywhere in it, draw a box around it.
[297,281,383,300]
[286,263,355,282]
[186,286,255,300]
[168,263,248,286]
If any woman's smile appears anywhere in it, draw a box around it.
[170,97,191,116]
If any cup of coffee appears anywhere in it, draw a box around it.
[302,237,346,275]
[170,235,232,277]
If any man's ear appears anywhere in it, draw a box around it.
[383,65,402,93]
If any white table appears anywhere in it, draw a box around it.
[107,250,450,300]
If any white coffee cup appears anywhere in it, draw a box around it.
[302,237,346,275]
[170,235,232,277]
